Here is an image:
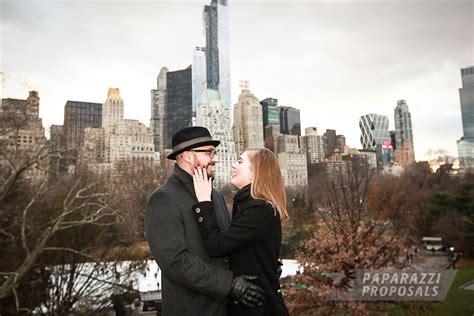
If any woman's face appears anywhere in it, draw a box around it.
[231,151,253,189]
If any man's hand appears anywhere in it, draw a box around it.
[229,275,265,308]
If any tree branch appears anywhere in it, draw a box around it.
[43,247,101,264]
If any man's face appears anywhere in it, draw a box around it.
[187,145,218,178]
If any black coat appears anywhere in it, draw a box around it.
[145,165,233,315]
[193,184,289,316]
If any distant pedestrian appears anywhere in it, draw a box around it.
[431,248,435,256]
[452,253,459,269]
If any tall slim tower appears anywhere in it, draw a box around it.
[203,0,231,110]
[394,100,414,147]
[233,88,264,157]
[102,88,124,133]
[457,66,474,169]
[394,99,415,166]
[150,67,168,155]
[192,47,207,116]
[102,88,124,163]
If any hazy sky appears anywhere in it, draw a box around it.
[1,0,473,160]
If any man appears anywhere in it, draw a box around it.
[145,126,265,315]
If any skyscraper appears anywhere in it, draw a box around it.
[233,88,264,157]
[394,100,415,166]
[165,66,193,149]
[323,129,336,157]
[150,67,168,155]
[92,88,155,173]
[49,124,66,176]
[102,88,123,163]
[260,97,280,138]
[336,134,346,153]
[359,113,393,166]
[196,89,236,188]
[261,98,280,126]
[301,127,324,164]
[279,106,301,136]
[192,47,207,116]
[457,66,474,169]
[64,99,102,165]
[102,88,123,132]
[203,0,231,110]
[1,91,49,182]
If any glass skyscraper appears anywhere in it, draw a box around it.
[394,99,415,165]
[165,66,193,149]
[280,106,301,136]
[359,113,393,166]
[260,98,280,126]
[457,66,474,169]
[203,0,231,110]
[394,100,414,148]
[64,100,102,164]
[459,66,474,138]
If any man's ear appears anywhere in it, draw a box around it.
[181,151,193,164]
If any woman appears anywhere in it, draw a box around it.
[192,148,289,316]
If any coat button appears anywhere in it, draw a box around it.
[195,207,201,214]
[198,216,203,222]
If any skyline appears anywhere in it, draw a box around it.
[1,0,473,161]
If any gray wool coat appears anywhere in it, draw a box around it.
[145,165,233,316]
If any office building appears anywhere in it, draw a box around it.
[196,89,236,189]
[323,129,336,157]
[233,89,264,156]
[150,67,168,155]
[0,91,49,182]
[359,113,393,167]
[203,0,231,110]
[192,47,207,116]
[280,106,301,136]
[457,66,474,170]
[165,66,193,149]
[63,100,102,165]
[301,127,324,164]
[394,100,415,166]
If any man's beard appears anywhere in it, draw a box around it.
[206,164,215,178]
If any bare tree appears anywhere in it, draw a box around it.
[1,100,165,313]
[284,161,408,315]
[0,176,121,309]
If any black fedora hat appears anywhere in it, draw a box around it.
[166,126,220,160]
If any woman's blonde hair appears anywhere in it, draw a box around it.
[246,148,289,220]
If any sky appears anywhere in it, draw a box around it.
[1,0,473,160]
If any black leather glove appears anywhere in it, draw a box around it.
[229,275,265,308]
